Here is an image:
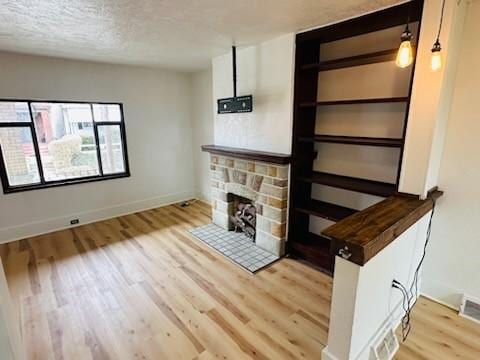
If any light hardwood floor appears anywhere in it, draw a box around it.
[0,201,479,359]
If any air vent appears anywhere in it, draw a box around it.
[370,327,399,360]
[460,295,480,324]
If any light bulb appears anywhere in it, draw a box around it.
[396,27,413,68]
[431,40,442,72]
[396,40,414,68]
[431,51,442,71]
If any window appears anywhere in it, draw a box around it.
[0,100,130,193]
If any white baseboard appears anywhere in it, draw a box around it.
[421,276,463,310]
[0,190,195,244]
[420,292,460,311]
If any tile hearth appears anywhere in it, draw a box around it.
[189,223,279,273]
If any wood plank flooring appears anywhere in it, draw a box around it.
[0,200,479,359]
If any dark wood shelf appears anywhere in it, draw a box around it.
[298,135,403,148]
[323,190,443,266]
[299,97,408,107]
[201,145,291,165]
[301,48,398,71]
[295,199,357,222]
[297,171,396,197]
[289,232,334,273]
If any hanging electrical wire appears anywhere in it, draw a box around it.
[392,197,437,341]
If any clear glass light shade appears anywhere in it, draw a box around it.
[396,40,414,68]
[431,51,442,71]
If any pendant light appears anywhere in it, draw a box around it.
[396,25,413,68]
[396,4,414,68]
[431,0,446,71]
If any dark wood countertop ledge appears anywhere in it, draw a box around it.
[322,189,443,266]
[201,145,291,165]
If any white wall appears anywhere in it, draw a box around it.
[212,33,295,154]
[191,68,214,201]
[423,0,480,309]
[0,51,195,243]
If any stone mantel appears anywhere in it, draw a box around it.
[201,145,291,165]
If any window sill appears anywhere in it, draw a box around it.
[2,172,130,194]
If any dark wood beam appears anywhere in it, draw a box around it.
[201,145,291,165]
[322,190,443,266]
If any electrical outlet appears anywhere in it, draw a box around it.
[70,219,80,225]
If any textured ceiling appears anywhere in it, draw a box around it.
[0,0,403,71]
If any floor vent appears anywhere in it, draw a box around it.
[371,327,399,360]
[460,295,480,324]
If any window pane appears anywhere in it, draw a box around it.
[0,127,40,186]
[98,125,125,175]
[0,102,31,123]
[93,104,122,122]
[30,103,100,181]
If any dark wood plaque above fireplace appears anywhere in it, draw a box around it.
[201,145,291,165]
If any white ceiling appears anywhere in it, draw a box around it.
[0,0,403,71]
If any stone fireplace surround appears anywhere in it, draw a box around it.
[203,146,290,257]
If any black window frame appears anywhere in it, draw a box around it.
[0,99,130,194]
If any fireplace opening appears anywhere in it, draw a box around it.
[228,194,256,241]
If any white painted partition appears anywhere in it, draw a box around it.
[0,259,25,360]
[322,213,431,360]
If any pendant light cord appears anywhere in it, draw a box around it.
[406,0,412,30]
[436,0,446,41]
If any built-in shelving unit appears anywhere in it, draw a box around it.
[287,1,424,274]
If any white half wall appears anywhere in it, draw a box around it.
[324,213,431,360]
[191,67,214,201]
[422,0,480,309]
[0,51,195,243]
[212,33,295,154]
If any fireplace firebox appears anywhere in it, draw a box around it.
[229,194,257,240]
